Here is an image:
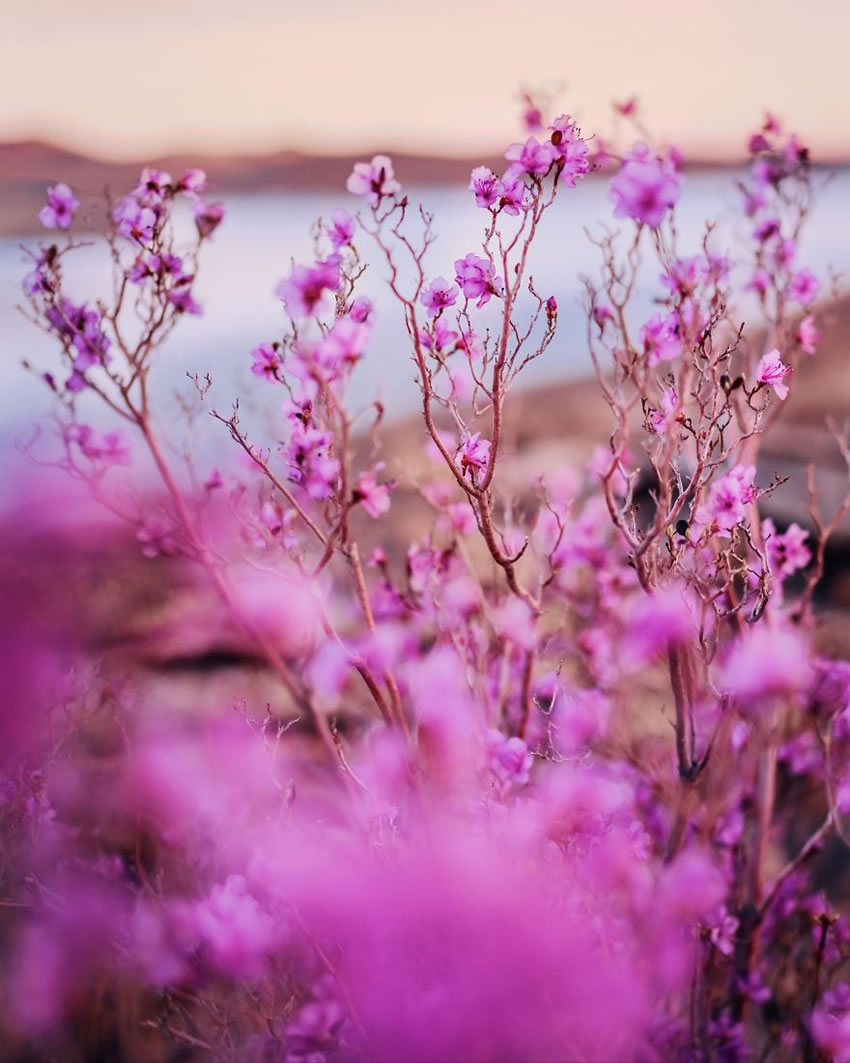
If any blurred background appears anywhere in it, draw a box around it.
[1,0,848,464]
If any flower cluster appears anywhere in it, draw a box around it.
[7,99,850,1063]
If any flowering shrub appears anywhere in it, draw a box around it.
[3,98,850,1062]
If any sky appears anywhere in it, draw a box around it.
[2,0,849,161]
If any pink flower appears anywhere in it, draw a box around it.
[137,516,177,558]
[755,348,791,400]
[454,254,503,308]
[287,424,339,500]
[113,197,156,244]
[694,465,757,536]
[316,315,372,377]
[640,312,681,366]
[178,168,207,193]
[194,199,225,238]
[486,729,533,788]
[719,626,810,704]
[276,256,340,320]
[250,343,281,382]
[346,154,401,205]
[39,183,78,230]
[498,172,527,215]
[349,296,375,324]
[548,115,591,187]
[504,136,556,178]
[420,276,459,317]
[469,166,501,208]
[457,432,491,478]
[647,385,678,434]
[354,464,392,519]
[168,288,202,315]
[789,268,820,305]
[794,314,819,355]
[611,144,680,228]
[746,269,771,297]
[762,519,811,579]
[327,208,355,249]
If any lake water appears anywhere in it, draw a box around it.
[1,169,848,459]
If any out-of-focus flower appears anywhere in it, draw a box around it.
[346,154,401,205]
[39,183,78,230]
[755,348,791,399]
[611,143,681,228]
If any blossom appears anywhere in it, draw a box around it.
[640,312,681,366]
[178,168,207,193]
[789,268,820,305]
[113,197,156,244]
[250,343,281,382]
[346,154,401,205]
[755,348,791,399]
[136,516,177,558]
[693,465,757,536]
[286,424,339,500]
[486,729,533,787]
[797,314,820,355]
[194,199,225,238]
[454,253,503,308]
[762,519,810,579]
[457,432,491,477]
[469,166,501,208]
[354,464,392,518]
[611,144,680,228]
[420,276,459,316]
[39,183,78,230]
[276,256,340,320]
[316,315,371,376]
[327,208,355,249]
[646,385,678,435]
[169,287,202,315]
[719,626,811,703]
[548,115,591,187]
[498,172,527,215]
[348,296,375,324]
[504,137,556,178]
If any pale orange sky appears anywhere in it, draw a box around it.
[2,0,848,160]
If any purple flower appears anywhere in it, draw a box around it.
[457,432,491,478]
[420,276,459,317]
[762,519,810,578]
[39,183,79,230]
[178,167,207,194]
[354,464,392,519]
[454,253,503,308]
[499,172,527,215]
[693,465,757,536]
[486,728,533,788]
[276,256,340,320]
[755,348,791,399]
[797,314,820,355]
[789,268,820,305]
[113,197,156,244]
[504,137,556,178]
[168,288,202,315]
[640,312,681,366]
[327,208,355,249]
[194,199,225,238]
[469,166,501,208]
[610,144,680,228]
[250,343,281,382]
[548,115,591,187]
[346,154,401,205]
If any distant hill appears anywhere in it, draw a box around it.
[0,140,511,236]
[6,137,836,238]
